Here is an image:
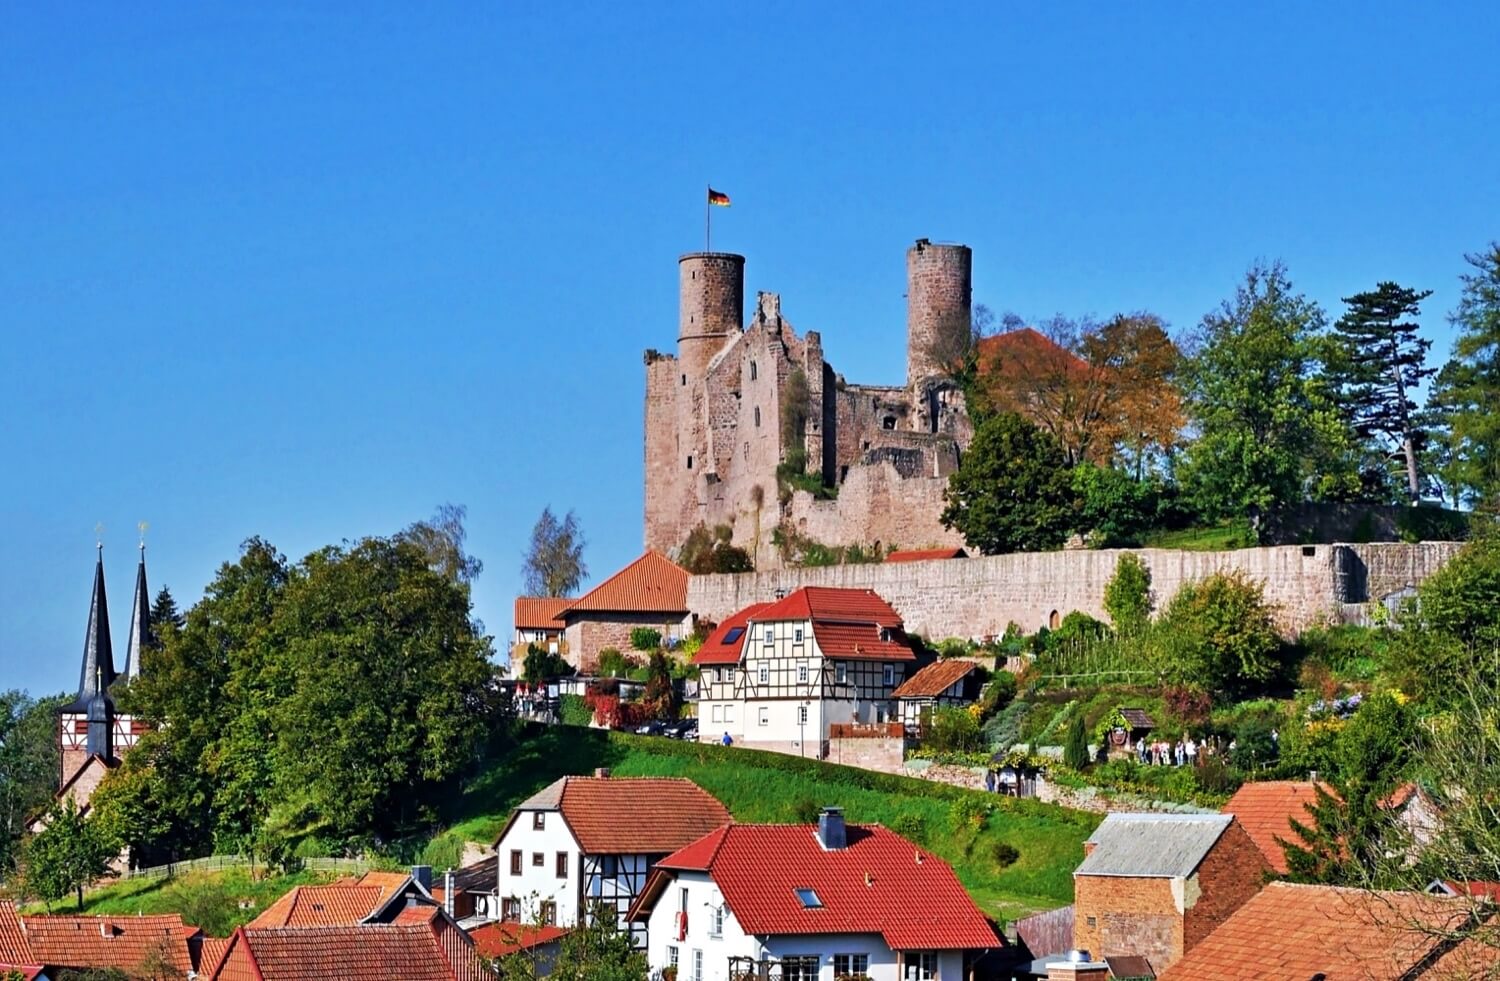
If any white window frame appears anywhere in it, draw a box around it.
[711,705,722,724]
[763,626,774,646]
[709,904,723,937]
[724,704,735,723]
[759,707,769,726]
[667,946,679,968]
[793,626,804,644]
[797,662,809,684]
[905,952,938,980]
[692,948,704,981]
[836,662,847,684]
[758,665,769,684]
[797,705,808,725]
[835,954,870,976]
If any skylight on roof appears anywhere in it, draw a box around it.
[794,888,822,908]
[723,626,745,644]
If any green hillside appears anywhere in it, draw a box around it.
[431,725,1096,921]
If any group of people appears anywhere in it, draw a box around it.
[1136,734,1206,766]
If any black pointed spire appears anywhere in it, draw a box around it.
[66,545,116,711]
[123,540,150,680]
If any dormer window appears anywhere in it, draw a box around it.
[794,888,822,909]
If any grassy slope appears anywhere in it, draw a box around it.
[22,867,327,930]
[1140,519,1256,551]
[437,725,1098,922]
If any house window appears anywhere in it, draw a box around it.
[797,662,809,683]
[501,897,521,921]
[692,949,704,981]
[532,852,544,867]
[540,900,557,926]
[782,955,819,980]
[794,888,822,908]
[602,855,619,877]
[797,705,808,725]
[709,905,724,937]
[509,850,522,876]
[835,954,870,976]
[883,664,894,686]
[533,812,545,830]
[1086,915,1098,928]
[905,952,938,979]
[883,415,896,430]
[759,707,769,726]
[711,705,722,724]
[758,665,769,684]
[836,662,847,684]
[667,946,679,969]
[793,626,804,644]
[724,704,735,723]
[764,626,774,646]
[679,887,690,913]
[556,852,568,879]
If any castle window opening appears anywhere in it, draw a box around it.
[882,416,896,430]
[750,361,758,380]
[681,374,686,386]
[754,407,761,427]
[1048,610,1060,630]
[686,455,693,469]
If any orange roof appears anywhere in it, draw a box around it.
[1159,882,1496,981]
[354,870,417,909]
[468,922,570,958]
[885,547,966,563]
[248,884,385,928]
[208,922,492,981]
[1220,781,1325,875]
[195,935,232,975]
[501,776,730,855]
[0,901,37,971]
[693,602,772,666]
[892,659,978,699]
[20,913,194,975]
[751,587,914,661]
[514,597,570,630]
[559,551,687,617]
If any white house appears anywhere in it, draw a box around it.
[492,773,730,945]
[628,808,1001,981]
[694,587,917,756]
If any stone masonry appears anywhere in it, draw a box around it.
[686,541,1464,639]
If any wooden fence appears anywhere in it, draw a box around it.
[113,853,372,885]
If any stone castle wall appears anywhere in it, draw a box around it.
[785,462,964,554]
[686,541,1464,638]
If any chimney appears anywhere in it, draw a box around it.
[594,767,611,779]
[443,869,455,917]
[411,865,433,892]
[817,807,846,850]
[1045,950,1110,981]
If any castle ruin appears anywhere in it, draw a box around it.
[644,239,976,566]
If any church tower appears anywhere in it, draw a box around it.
[58,546,118,785]
[122,541,150,680]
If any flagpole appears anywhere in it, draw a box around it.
[705,184,711,253]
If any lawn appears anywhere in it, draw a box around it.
[431,724,1097,922]
[1140,519,1257,551]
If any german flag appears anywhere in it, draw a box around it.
[708,188,731,207]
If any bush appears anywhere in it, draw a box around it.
[678,524,754,574]
[596,648,637,678]
[521,643,570,682]
[990,840,1021,870]
[892,813,926,844]
[935,637,972,659]
[978,671,1018,718]
[1160,570,1285,695]
[925,705,983,753]
[789,797,820,823]
[629,628,662,652]
[1072,465,1160,547]
[1103,553,1153,634]
[1051,611,1109,649]
[983,699,1032,751]
[1230,716,1279,769]
[1162,684,1212,727]
[948,795,991,833]
[559,694,592,727]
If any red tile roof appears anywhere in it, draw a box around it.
[514,597,570,630]
[354,870,418,910]
[885,547,966,563]
[693,603,772,666]
[559,551,688,617]
[208,921,492,981]
[0,901,38,972]
[248,884,385,928]
[502,776,731,855]
[892,659,977,699]
[195,935,232,975]
[1433,880,1500,901]
[20,913,194,975]
[467,922,570,959]
[1220,781,1325,875]
[634,823,1000,951]
[752,587,915,662]
[1159,882,1493,981]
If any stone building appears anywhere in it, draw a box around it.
[643,239,976,568]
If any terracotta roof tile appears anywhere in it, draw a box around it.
[692,603,772,666]
[885,548,966,563]
[514,597,570,630]
[893,659,977,699]
[196,935,232,975]
[560,552,688,617]
[1159,882,1484,981]
[755,586,903,627]
[1220,781,1325,875]
[467,922,570,959]
[247,884,385,928]
[354,870,417,909]
[558,777,730,854]
[639,823,1000,951]
[0,901,37,970]
[210,922,492,981]
[20,913,194,974]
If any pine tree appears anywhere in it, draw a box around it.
[1444,244,1500,508]
[146,586,183,649]
[1330,281,1435,502]
[1063,714,1090,771]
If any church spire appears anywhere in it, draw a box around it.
[123,539,150,680]
[73,544,116,707]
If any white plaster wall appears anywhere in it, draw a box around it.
[495,811,583,925]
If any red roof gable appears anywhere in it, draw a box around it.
[501,776,731,855]
[750,587,915,662]
[0,901,38,973]
[885,548,966,563]
[693,603,772,666]
[560,551,688,617]
[514,597,570,630]
[467,922,570,959]
[210,922,491,981]
[248,884,385,929]
[1220,781,1325,875]
[21,913,194,975]
[892,659,977,699]
[635,823,1000,951]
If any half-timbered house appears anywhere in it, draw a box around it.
[693,587,918,757]
[492,774,730,946]
[892,659,984,728]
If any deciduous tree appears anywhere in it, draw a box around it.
[23,798,116,910]
[521,508,587,598]
[0,690,64,878]
[941,412,1075,554]
[1102,554,1153,635]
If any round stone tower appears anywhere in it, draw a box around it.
[678,252,745,381]
[906,238,972,387]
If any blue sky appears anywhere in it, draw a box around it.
[3,3,1497,696]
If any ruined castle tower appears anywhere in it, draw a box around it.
[905,239,973,388]
[677,252,745,381]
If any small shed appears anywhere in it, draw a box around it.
[893,660,983,727]
[1113,707,1155,750]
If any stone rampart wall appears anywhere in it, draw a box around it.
[687,542,1465,639]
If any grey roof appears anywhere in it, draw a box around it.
[1075,813,1233,878]
[516,776,568,811]
[122,545,150,680]
[63,549,116,713]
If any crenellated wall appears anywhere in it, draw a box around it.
[686,541,1465,639]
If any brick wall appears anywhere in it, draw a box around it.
[687,542,1464,639]
[1073,875,1182,969]
[562,613,692,672]
[1183,819,1269,952]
